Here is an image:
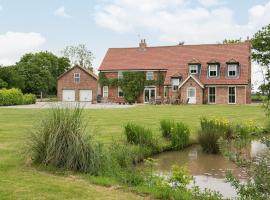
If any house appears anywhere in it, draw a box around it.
[98,39,251,104]
[57,65,98,102]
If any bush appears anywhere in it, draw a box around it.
[124,123,154,147]
[0,88,36,106]
[160,119,174,138]
[171,122,190,150]
[198,117,231,154]
[22,93,36,104]
[28,106,105,174]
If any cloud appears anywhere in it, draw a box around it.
[0,32,45,65]
[54,6,72,19]
[198,0,222,7]
[94,0,270,44]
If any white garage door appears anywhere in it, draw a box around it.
[79,90,92,102]
[62,90,75,101]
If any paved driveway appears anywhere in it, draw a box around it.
[0,102,136,109]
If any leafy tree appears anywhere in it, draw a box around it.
[15,51,70,95]
[223,38,242,44]
[0,78,8,88]
[62,44,94,71]
[0,66,24,89]
[252,24,270,111]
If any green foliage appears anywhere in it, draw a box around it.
[0,66,24,89]
[98,72,110,87]
[171,122,190,150]
[28,106,105,174]
[170,165,193,188]
[22,93,36,104]
[119,72,146,103]
[15,51,70,95]
[223,38,242,44]
[0,78,8,88]
[160,119,174,138]
[124,123,157,149]
[198,117,231,154]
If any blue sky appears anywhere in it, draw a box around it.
[0,0,270,88]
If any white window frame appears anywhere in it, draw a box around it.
[227,64,238,77]
[74,73,80,83]
[118,87,124,97]
[103,86,109,98]
[189,65,198,74]
[208,87,216,104]
[118,71,123,79]
[208,65,218,77]
[171,78,180,91]
[228,86,236,104]
[164,86,168,98]
[146,71,154,80]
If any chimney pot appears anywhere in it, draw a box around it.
[139,39,147,49]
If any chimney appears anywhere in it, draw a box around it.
[139,39,147,50]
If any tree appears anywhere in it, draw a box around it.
[0,78,8,88]
[223,38,242,44]
[0,66,24,89]
[62,44,94,71]
[15,51,70,95]
[252,24,270,109]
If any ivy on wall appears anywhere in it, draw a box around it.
[98,71,165,103]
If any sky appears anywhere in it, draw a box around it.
[0,0,270,90]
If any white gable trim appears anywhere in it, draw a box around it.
[178,75,204,89]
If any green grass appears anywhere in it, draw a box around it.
[0,104,266,199]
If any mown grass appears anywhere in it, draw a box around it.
[0,104,266,199]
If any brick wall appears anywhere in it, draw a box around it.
[180,78,203,104]
[57,67,98,103]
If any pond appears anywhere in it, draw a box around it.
[141,141,268,199]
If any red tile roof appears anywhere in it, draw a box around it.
[99,42,251,85]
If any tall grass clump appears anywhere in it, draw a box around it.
[28,106,104,174]
[198,117,231,154]
[160,119,174,138]
[171,122,190,150]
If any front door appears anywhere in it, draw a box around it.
[187,87,196,104]
[144,87,156,103]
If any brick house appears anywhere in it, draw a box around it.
[57,65,98,102]
[98,40,251,104]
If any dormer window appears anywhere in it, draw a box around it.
[146,71,154,80]
[208,64,218,77]
[74,73,80,83]
[227,64,239,77]
[118,71,123,79]
[189,65,198,74]
[171,78,180,91]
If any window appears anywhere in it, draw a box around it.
[118,87,124,97]
[171,78,180,91]
[74,73,80,83]
[208,65,218,77]
[228,87,236,104]
[118,71,123,79]
[228,64,238,77]
[146,71,154,80]
[189,65,198,74]
[208,87,216,103]
[103,86,108,98]
[164,86,168,98]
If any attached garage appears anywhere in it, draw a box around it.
[57,65,98,103]
[62,90,75,101]
[79,90,92,102]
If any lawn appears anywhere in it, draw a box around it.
[0,105,266,199]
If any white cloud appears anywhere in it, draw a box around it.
[198,0,221,7]
[54,6,72,19]
[0,32,45,65]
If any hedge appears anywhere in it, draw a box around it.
[0,88,36,106]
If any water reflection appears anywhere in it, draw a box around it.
[142,141,268,199]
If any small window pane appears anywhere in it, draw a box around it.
[228,64,238,77]
[103,86,108,98]
[118,71,123,79]
[208,87,216,103]
[146,71,154,80]
[228,87,236,103]
[209,65,218,77]
[171,78,180,91]
[118,87,124,97]
[189,65,198,74]
[74,73,80,83]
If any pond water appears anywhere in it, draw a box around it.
[141,141,268,199]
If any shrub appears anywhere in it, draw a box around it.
[28,106,105,174]
[198,117,231,154]
[124,123,154,147]
[171,122,190,150]
[22,93,36,104]
[0,88,23,106]
[160,119,174,138]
